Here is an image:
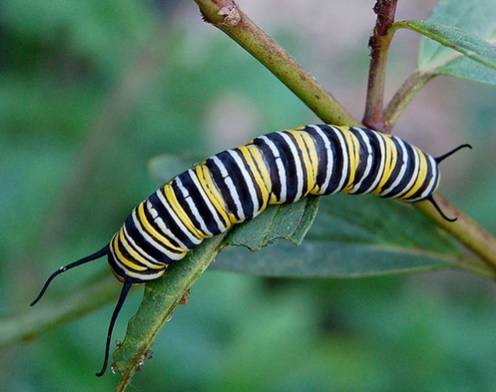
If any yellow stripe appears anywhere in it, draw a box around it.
[339,127,360,192]
[112,233,147,271]
[163,185,207,240]
[401,147,428,199]
[117,227,164,270]
[136,203,185,253]
[247,146,271,188]
[269,193,280,205]
[237,145,271,212]
[373,134,398,193]
[195,165,233,227]
[287,130,318,194]
[302,131,320,192]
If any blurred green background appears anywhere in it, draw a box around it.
[1,0,496,391]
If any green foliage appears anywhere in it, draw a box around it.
[216,194,493,278]
[225,197,320,250]
[410,20,496,71]
[1,0,154,74]
[409,0,496,83]
[1,0,496,391]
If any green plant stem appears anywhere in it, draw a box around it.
[384,69,435,129]
[363,0,398,132]
[195,0,359,126]
[114,234,227,391]
[416,195,496,270]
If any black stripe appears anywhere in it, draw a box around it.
[381,138,417,198]
[123,211,174,264]
[114,234,159,271]
[233,148,264,216]
[174,170,225,235]
[146,192,197,250]
[250,135,283,202]
[268,132,299,203]
[354,129,384,194]
[345,127,369,193]
[318,125,347,195]
[303,126,329,192]
[205,150,254,220]
[110,239,165,279]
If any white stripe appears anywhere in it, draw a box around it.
[307,125,332,195]
[362,131,387,194]
[211,155,245,221]
[408,154,438,202]
[121,224,164,267]
[188,169,228,232]
[259,135,287,202]
[128,208,185,261]
[423,155,439,196]
[380,137,408,196]
[394,144,420,199]
[175,174,213,237]
[109,237,167,281]
[146,199,189,251]
[228,150,260,217]
[279,132,304,201]
[156,189,202,246]
[329,126,350,194]
[348,128,373,194]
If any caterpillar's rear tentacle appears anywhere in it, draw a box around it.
[425,195,457,222]
[435,144,472,163]
[428,143,472,221]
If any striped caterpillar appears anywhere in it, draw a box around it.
[31,124,470,375]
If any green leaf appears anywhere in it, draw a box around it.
[403,20,496,69]
[213,194,495,278]
[113,233,226,387]
[112,191,494,384]
[406,20,496,71]
[226,197,320,250]
[436,57,496,84]
[412,0,496,84]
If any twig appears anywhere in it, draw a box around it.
[362,0,398,132]
[384,69,435,129]
[195,0,359,126]
[416,195,496,269]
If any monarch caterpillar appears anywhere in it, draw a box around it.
[31,124,470,376]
